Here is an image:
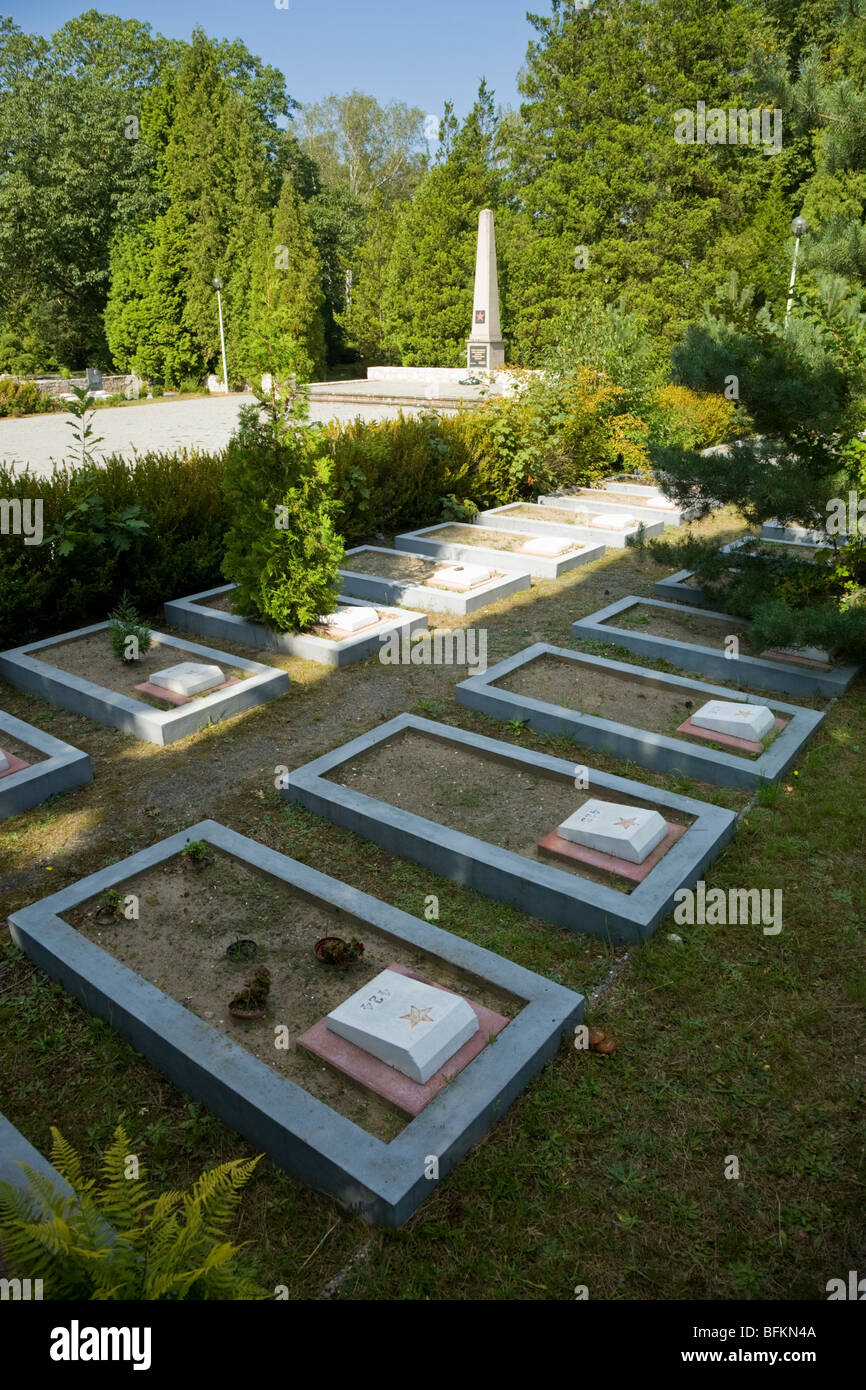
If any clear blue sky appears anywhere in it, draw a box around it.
[6,1,544,117]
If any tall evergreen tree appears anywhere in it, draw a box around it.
[337,192,399,362]
[381,83,501,366]
[237,178,327,385]
[501,0,794,363]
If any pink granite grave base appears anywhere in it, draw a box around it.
[297,962,510,1117]
[760,649,833,671]
[425,572,496,593]
[133,676,241,706]
[675,715,786,755]
[537,820,687,883]
[0,749,31,779]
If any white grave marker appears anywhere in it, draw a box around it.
[558,799,667,864]
[149,662,225,696]
[0,749,8,772]
[318,606,379,634]
[589,513,636,531]
[427,563,492,591]
[519,535,573,556]
[326,968,479,1084]
[692,699,775,741]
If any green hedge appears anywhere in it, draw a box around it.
[2,377,715,645]
[0,451,225,648]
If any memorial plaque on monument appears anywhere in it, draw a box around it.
[85,366,103,391]
[558,799,668,864]
[148,662,225,696]
[326,967,480,1084]
[468,344,489,370]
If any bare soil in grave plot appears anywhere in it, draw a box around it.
[0,727,49,766]
[197,591,391,643]
[68,846,521,1143]
[575,489,674,511]
[31,631,254,707]
[327,727,696,893]
[504,503,597,527]
[343,549,447,581]
[609,602,760,655]
[431,524,582,554]
[496,653,788,759]
[342,547,504,587]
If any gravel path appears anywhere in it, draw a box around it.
[0,393,433,477]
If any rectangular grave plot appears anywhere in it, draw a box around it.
[8,821,582,1228]
[164,585,428,668]
[394,523,605,580]
[0,625,288,746]
[339,546,530,615]
[538,490,696,526]
[455,644,824,790]
[570,596,859,697]
[283,715,737,945]
[473,503,664,550]
[0,709,92,821]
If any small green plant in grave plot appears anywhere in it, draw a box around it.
[107,594,152,662]
[181,839,210,865]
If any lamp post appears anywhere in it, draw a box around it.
[212,277,228,393]
[784,216,808,331]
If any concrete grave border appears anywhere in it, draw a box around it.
[283,713,737,945]
[7,820,583,1228]
[394,522,606,579]
[761,520,842,545]
[473,503,664,549]
[570,595,859,697]
[0,1112,74,1199]
[0,625,288,747]
[164,584,428,668]
[653,537,823,606]
[0,709,92,821]
[455,644,825,789]
[339,546,530,615]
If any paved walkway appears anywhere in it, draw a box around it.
[0,393,439,478]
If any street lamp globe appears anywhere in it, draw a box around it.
[791,216,808,239]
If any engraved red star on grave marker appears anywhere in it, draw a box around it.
[616,817,638,829]
[401,1005,434,1028]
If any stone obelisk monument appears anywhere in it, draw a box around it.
[466,208,506,373]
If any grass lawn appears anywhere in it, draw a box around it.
[1,506,863,1301]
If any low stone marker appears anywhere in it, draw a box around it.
[0,748,7,772]
[427,563,493,591]
[519,536,573,556]
[149,662,225,696]
[326,967,479,1084]
[589,513,635,530]
[692,699,775,741]
[318,606,380,634]
[558,799,668,864]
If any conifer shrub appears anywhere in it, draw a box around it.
[221,385,344,631]
[0,377,58,418]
